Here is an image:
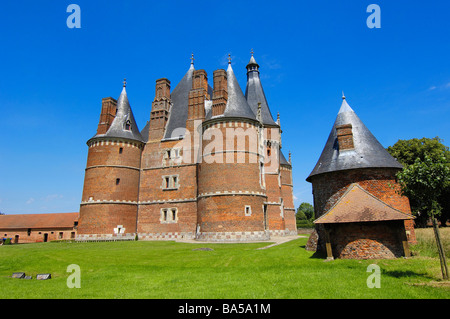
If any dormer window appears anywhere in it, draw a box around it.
[125,120,131,131]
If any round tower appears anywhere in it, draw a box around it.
[306,95,416,259]
[77,81,145,241]
[196,60,269,242]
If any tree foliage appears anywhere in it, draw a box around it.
[387,137,450,227]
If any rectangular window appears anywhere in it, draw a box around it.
[116,178,120,185]
[160,208,178,223]
[245,205,252,216]
[162,175,179,190]
[119,147,123,154]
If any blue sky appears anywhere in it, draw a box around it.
[1,0,449,214]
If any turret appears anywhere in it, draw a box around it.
[77,80,144,240]
[197,56,268,241]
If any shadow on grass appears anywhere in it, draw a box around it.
[298,245,328,259]
[381,269,432,280]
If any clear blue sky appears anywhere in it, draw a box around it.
[1,0,449,214]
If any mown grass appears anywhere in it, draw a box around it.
[0,235,448,299]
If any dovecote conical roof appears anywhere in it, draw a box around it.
[95,83,144,143]
[306,96,403,182]
[245,54,278,126]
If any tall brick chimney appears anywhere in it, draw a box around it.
[187,70,209,121]
[336,123,354,150]
[96,97,117,135]
[149,78,171,141]
[212,69,227,116]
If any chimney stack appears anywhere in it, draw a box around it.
[188,70,209,120]
[212,69,227,116]
[96,97,117,135]
[149,78,171,141]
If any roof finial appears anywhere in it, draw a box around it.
[190,53,195,65]
[227,53,231,64]
[289,150,292,164]
[251,48,254,56]
[342,91,345,100]
[123,78,127,88]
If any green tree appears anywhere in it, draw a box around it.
[387,137,450,166]
[395,155,449,279]
[387,137,450,226]
[297,202,314,220]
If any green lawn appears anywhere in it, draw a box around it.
[0,236,448,299]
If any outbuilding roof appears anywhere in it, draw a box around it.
[0,213,79,230]
[314,184,414,224]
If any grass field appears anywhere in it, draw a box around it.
[0,231,449,299]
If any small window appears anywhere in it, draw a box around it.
[171,208,177,221]
[267,149,271,156]
[27,228,31,236]
[245,205,252,216]
[116,178,120,185]
[119,147,123,154]
[125,120,131,131]
[172,176,178,188]
[59,232,63,239]
[165,177,170,188]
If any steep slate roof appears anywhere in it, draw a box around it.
[163,64,195,140]
[280,149,291,166]
[207,62,256,121]
[93,84,144,143]
[0,213,79,229]
[306,96,403,181]
[314,184,414,224]
[245,54,278,126]
[162,63,213,140]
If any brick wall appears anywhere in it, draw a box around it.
[78,138,143,236]
[328,221,407,259]
[1,228,76,243]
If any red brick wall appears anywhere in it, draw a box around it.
[328,221,407,259]
[77,203,138,235]
[78,139,143,236]
[1,228,76,243]
[137,202,197,238]
[198,121,267,236]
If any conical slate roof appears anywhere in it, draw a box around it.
[94,84,143,143]
[162,63,195,140]
[306,96,402,181]
[245,54,278,126]
[162,62,213,140]
[221,62,256,120]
